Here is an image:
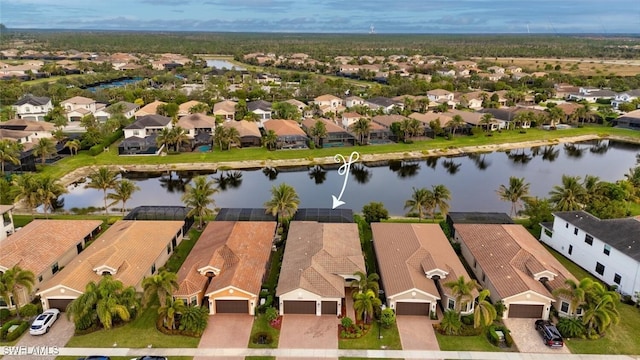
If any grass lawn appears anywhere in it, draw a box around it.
[338,321,402,350]
[163,228,202,272]
[247,314,279,348]
[628,201,640,216]
[435,332,499,352]
[354,215,377,274]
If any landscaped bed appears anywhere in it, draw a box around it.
[338,321,401,350]
[248,313,280,348]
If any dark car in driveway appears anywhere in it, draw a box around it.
[535,320,564,347]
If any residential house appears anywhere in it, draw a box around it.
[436,69,456,77]
[409,112,453,129]
[301,118,355,147]
[567,88,617,103]
[134,100,167,119]
[247,100,272,126]
[119,114,172,155]
[37,220,184,311]
[177,113,216,147]
[456,91,486,110]
[174,221,276,314]
[0,118,56,142]
[454,224,577,319]
[365,97,402,114]
[506,66,522,73]
[613,109,640,130]
[213,100,237,121]
[276,221,366,316]
[178,100,208,117]
[372,223,477,316]
[284,99,307,115]
[341,112,365,130]
[487,66,505,74]
[366,121,393,144]
[478,72,504,82]
[554,83,580,99]
[222,120,262,147]
[345,96,366,109]
[611,89,640,110]
[446,109,504,131]
[427,89,455,103]
[313,94,343,111]
[539,211,640,298]
[0,220,102,309]
[0,205,14,241]
[93,101,139,121]
[12,94,53,121]
[60,96,106,122]
[263,119,308,149]
[478,108,535,129]
[371,114,420,140]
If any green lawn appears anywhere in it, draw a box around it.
[163,228,202,272]
[628,201,640,216]
[247,314,279,349]
[435,332,499,352]
[354,215,377,274]
[338,321,402,350]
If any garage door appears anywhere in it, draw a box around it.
[508,304,544,318]
[215,300,249,314]
[47,298,74,312]
[395,302,430,316]
[283,300,316,314]
[321,301,337,315]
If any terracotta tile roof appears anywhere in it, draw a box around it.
[342,112,363,119]
[454,224,576,299]
[177,113,216,130]
[222,120,261,138]
[263,119,307,137]
[301,118,344,134]
[0,119,55,132]
[445,109,484,126]
[135,100,167,117]
[372,223,474,299]
[276,222,365,298]
[0,204,14,214]
[409,112,452,127]
[285,99,307,108]
[37,220,184,294]
[213,100,237,114]
[0,220,102,276]
[372,114,409,128]
[61,96,95,105]
[179,100,206,114]
[314,94,342,102]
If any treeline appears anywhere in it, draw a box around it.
[3,30,640,59]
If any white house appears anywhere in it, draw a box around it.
[566,88,617,103]
[12,95,53,121]
[60,96,106,122]
[540,211,640,298]
[611,89,640,110]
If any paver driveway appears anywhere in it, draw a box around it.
[503,318,571,354]
[396,316,440,350]
[279,315,338,349]
[3,315,75,360]
[195,314,254,360]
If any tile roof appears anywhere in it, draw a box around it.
[276,222,365,298]
[314,94,343,102]
[135,100,167,116]
[367,97,398,108]
[372,223,475,299]
[108,101,138,114]
[213,100,237,114]
[247,100,272,112]
[553,211,640,262]
[61,96,95,105]
[454,224,576,299]
[0,118,55,132]
[179,100,206,114]
[301,118,344,133]
[372,114,409,128]
[13,94,51,106]
[263,119,307,137]
[0,220,102,276]
[125,114,171,129]
[409,112,452,127]
[445,109,484,126]
[37,220,184,294]
[222,120,261,138]
[177,113,216,129]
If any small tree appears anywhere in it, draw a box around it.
[380,308,396,329]
[362,202,389,223]
[341,316,354,330]
[439,309,462,335]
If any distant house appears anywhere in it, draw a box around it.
[373,223,477,316]
[301,118,355,147]
[93,101,139,121]
[365,121,393,144]
[0,205,14,241]
[409,112,453,129]
[177,113,216,147]
[487,66,505,74]
[213,100,237,121]
[446,109,504,131]
[456,91,486,110]
[0,220,102,309]
[540,211,640,298]
[345,96,365,108]
[567,88,617,103]
[247,100,272,126]
[427,89,454,103]
[341,112,364,129]
[612,109,640,130]
[276,221,365,316]
[134,100,167,119]
[284,99,307,115]
[174,221,276,314]
[120,114,172,155]
[178,100,208,117]
[222,120,262,147]
[611,89,640,110]
[263,119,308,149]
[365,96,402,114]
[37,220,184,311]
[12,94,53,121]
[60,96,106,122]
[0,118,56,142]
[313,94,343,111]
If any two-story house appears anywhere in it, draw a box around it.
[12,94,53,121]
[119,114,172,155]
[60,96,106,122]
[247,100,272,127]
[312,94,343,112]
[611,89,640,110]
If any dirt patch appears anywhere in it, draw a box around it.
[481,57,640,76]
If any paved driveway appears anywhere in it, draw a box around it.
[3,315,75,360]
[195,314,254,360]
[396,316,440,350]
[503,318,571,354]
[279,315,337,349]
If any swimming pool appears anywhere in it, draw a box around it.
[198,145,212,152]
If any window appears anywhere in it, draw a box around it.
[151,263,156,274]
[77,242,83,254]
[603,244,611,256]
[560,301,569,313]
[448,298,455,310]
[614,273,621,285]
[190,296,198,306]
[473,259,477,268]
[51,262,59,274]
[574,227,579,235]
[482,273,486,282]
[568,245,573,255]
[133,130,140,136]
[585,234,593,246]
[565,223,569,228]
[595,262,605,275]
[167,244,171,254]
[38,275,43,282]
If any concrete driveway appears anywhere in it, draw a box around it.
[279,315,337,349]
[195,314,254,360]
[503,318,571,354]
[396,316,440,350]
[2,315,75,360]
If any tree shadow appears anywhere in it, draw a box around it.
[350,163,372,184]
[263,167,278,181]
[442,159,462,175]
[308,165,327,184]
[389,160,421,178]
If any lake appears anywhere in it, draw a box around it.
[205,59,245,70]
[60,140,639,216]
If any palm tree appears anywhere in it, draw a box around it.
[352,289,381,324]
[553,278,593,317]
[404,187,434,221]
[156,127,174,153]
[171,126,190,152]
[0,140,22,175]
[178,305,208,335]
[182,176,218,229]
[32,137,57,164]
[66,276,134,330]
[549,175,587,211]
[86,167,119,215]
[350,271,380,296]
[496,176,531,217]
[440,309,462,335]
[63,139,81,156]
[444,276,479,317]
[449,115,465,136]
[158,298,186,330]
[142,270,179,307]
[264,183,300,227]
[262,129,278,150]
[12,173,40,216]
[0,265,35,318]
[107,179,140,214]
[480,113,493,132]
[582,282,620,336]
[310,120,328,147]
[431,184,452,218]
[36,175,67,217]
[350,118,372,145]
[473,289,497,328]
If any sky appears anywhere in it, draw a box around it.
[2,0,639,34]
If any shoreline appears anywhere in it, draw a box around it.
[58,134,639,187]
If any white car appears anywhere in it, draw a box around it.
[29,308,60,335]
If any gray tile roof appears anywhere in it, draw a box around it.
[247,100,272,112]
[13,94,51,106]
[125,114,171,129]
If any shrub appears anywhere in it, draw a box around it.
[0,308,10,322]
[88,129,124,156]
[265,307,278,322]
[380,308,396,328]
[557,316,586,338]
[487,325,500,346]
[341,316,353,330]
[18,304,38,318]
[1,319,28,341]
[461,314,474,326]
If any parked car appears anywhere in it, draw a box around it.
[535,319,564,347]
[130,357,168,360]
[29,308,60,335]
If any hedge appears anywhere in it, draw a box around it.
[1,319,29,342]
[487,325,513,347]
[88,129,124,156]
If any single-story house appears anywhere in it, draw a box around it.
[446,109,505,131]
[365,96,402,114]
[174,221,276,314]
[276,221,366,316]
[263,119,308,149]
[612,109,640,130]
[134,100,167,119]
[454,224,577,319]
[37,220,184,311]
[213,100,237,121]
[222,120,262,147]
[372,223,477,316]
[301,118,355,147]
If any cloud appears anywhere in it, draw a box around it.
[202,0,294,11]
[139,0,190,6]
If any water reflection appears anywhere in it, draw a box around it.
[506,149,533,165]
[563,143,585,158]
[308,166,327,184]
[158,172,192,193]
[389,160,421,178]
[214,171,243,190]
[589,140,609,155]
[350,163,372,184]
[263,167,278,181]
[468,153,491,170]
[541,146,560,162]
[442,158,462,175]
[425,157,439,169]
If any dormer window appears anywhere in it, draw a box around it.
[533,270,557,282]
[198,265,220,277]
[93,265,117,275]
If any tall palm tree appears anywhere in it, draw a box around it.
[404,187,434,221]
[158,298,186,330]
[431,184,452,218]
[225,127,241,150]
[182,176,218,229]
[553,278,593,317]
[352,289,381,324]
[171,126,190,152]
[107,179,140,213]
[12,173,40,216]
[36,175,67,217]
[549,175,587,211]
[264,183,300,227]
[449,115,465,136]
[480,113,493,132]
[156,127,174,153]
[142,270,179,307]
[0,140,22,175]
[350,271,380,296]
[444,276,479,317]
[496,176,531,217]
[473,289,497,328]
[86,167,119,215]
[262,129,278,150]
[63,139,81,156]
[310,120,328,147]
[0,265,35,318]
[32,137,57,165]
[582,282,620,336]
[350,118,372,145]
